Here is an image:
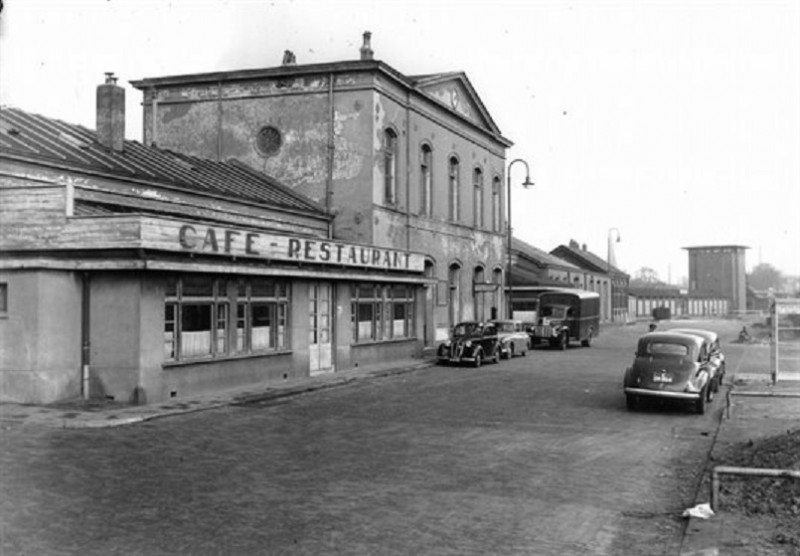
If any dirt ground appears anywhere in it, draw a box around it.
[714,429,800,554]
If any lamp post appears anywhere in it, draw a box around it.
[607,227,621,322]
[506,159,534,318]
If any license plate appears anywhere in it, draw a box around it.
[653,373,673,383]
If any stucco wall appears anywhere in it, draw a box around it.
[0,270,82,404]
[139,67,509,339]
[89,272,143,402]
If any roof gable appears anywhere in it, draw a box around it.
[410,72,504,137]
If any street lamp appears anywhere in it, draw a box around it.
[506,158,534,318]
[607,227,621,322]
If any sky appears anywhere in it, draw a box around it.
[1,0,799,284]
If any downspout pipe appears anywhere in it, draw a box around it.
[81,272,91,399]
[405,90,411,251]
[326,72,335,238]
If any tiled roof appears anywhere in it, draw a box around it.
[0,106,327,216]
[512,237,579,270]
[552,242,628,275]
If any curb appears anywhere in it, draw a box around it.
[50,360,437,429]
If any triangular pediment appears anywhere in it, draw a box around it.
[412,72,503,137]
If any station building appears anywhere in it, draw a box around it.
[130,32,513,348]
[0,79,427,405]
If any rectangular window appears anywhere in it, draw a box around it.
[473,168,484,229]
[164,303,176,359]
[0,283,7,315]
[492,177,502,232]
[351,283,415,343]
[164,275,289,363]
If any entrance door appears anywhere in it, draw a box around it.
[309,282,333,375]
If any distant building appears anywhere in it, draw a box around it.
[550,240,630,322]
[628,284,729,319]
[510,237,583,287]
[684,245,748,312]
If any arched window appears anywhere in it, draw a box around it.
[448,263,461,326]
[473,167,484,229]
[420,144,432,216]
[492,176,502,232]
[448,156,460,221]
[384,128,397,205]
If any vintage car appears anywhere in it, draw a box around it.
[491,319,531,359]
[670,328,725,393]
[623,332,714,414]
[436,321,500,367]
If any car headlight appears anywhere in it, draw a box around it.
[465,340,472,348]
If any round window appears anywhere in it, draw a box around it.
[255,126,282,157]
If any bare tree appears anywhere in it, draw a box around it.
[748,263,782,291]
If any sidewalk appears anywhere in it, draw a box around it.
[680,373,800,556]
[0,357,436,429]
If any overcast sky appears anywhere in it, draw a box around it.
[2,0,798,283]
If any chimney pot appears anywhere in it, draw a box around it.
[360,31,374,60]
[97,73,125,152]
[281,50,296,66]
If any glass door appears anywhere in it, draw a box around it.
[309,282,333,375]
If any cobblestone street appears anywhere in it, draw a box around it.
[1,321,757,555]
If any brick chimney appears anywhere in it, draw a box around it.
[360,31,374,60]
[96,72,125,152]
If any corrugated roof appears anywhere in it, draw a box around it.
[0,106,328,217]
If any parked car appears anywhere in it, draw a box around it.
[670,328,726,393]
[491,319,531,359]
[530,289,600,350]
[436,321,500,367]
[623,332,714,414]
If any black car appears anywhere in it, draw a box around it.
[436,321,500,367]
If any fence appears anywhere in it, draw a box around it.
[771,298,800,382]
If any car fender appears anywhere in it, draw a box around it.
[695,366,711,390]
[623,366,633,387]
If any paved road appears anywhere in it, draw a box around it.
[2,320,750,555]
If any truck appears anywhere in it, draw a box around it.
[530,289,601,350]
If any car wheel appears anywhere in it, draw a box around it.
[695,388,707,415]
[473,351,482,368]
[626,394,638,411]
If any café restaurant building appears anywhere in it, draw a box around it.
[0,94,427,405]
